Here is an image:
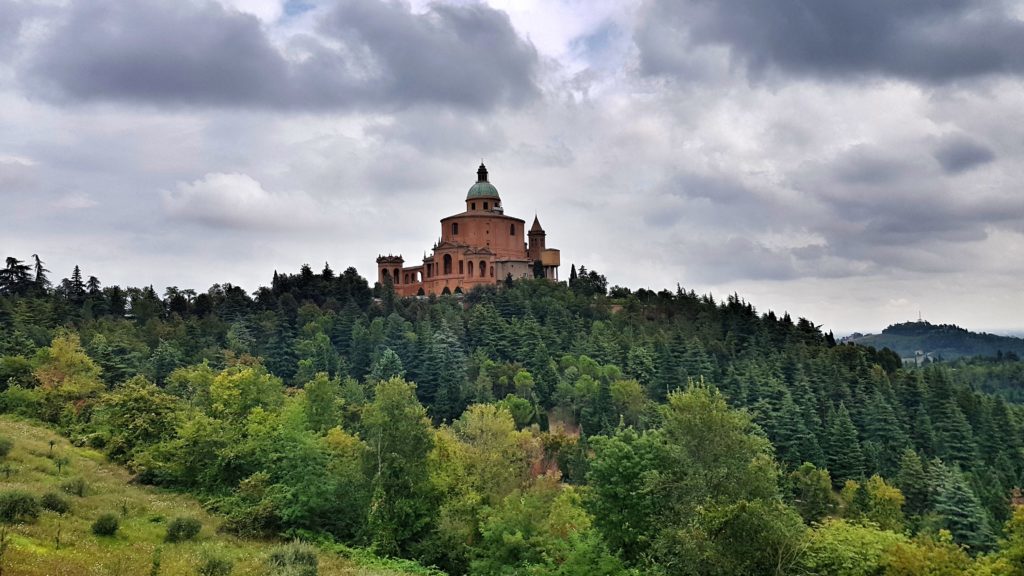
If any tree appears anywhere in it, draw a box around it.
[208,364,284,420]
[825,403,865,487]
[303,372,342,433]
[928,460,995,552]
[894,449,930,517]
[586,427,667,563]
[96,375,180,463]
[472,475,624,576]
[362,377,436,556]
[32,330,104,420]
[68,265,86,303]
[367,348,405,385]
[787,463,835,524]
[149,340,183,386]
[799,519,906,576]
[31,254,50,293]
[0,257,32,296]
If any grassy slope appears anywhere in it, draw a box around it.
[0,416,431,576]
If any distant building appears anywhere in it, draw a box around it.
[376,163,560,297]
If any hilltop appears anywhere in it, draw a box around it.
[848,321,1024,361]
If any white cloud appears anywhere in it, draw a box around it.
[162,172,326,231]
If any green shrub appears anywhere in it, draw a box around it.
[0,437,12,458]
[41,491,70,514]
[166,516,202,542]
[91,512,119,536]
[61,477,88,497]
[267,541,318,576]
[197,549,233,576]
[0,490,40,523]
[0,385,43,417]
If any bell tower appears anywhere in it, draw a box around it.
[528,215,546,261]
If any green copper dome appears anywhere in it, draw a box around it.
[466,163,500,200]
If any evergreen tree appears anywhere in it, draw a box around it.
[929,460,996,552]
[31,254,50,293]
[825,403,865,488]
[367,347,405,385]
[862,390,910,476]
[894,449,930,517]
[69,265,86,303]
[0,257,32,295]
[149,339,184,386]
[264,313,298,381]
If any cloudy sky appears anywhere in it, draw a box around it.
[2,0,1024,335]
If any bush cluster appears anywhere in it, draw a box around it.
[91,512,119,536]
[267,541,319,576]
[0,436,12,458]
[41,491,70,514]
[165,516,202,542]
[61,477,88,497]
[196,548,234,576]
[0,490,40,522]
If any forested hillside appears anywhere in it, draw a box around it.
[3,254,1024,575]
[851,321,1024,361]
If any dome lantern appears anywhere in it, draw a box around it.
[466,162,501,202]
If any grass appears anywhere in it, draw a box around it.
[0,415,436,576]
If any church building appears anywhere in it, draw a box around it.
[377,163,560,297]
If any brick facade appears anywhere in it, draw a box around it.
[377,164,560,297]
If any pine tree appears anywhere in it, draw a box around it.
[150,340,183,386]
[825,403,865,488]
[367,348,405,385]
[31,254,50,293]
[932,398,978,467]
[69,265,86,303]
[348,321,373,380]
[430,325,466,422]
[894,449,929,517]
[772,392,822,470]
[264,313,298,381]
[929,460,996,552]
[862,390,911,477]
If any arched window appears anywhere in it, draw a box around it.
[393,269,400,284]
[479,261,486,278]
[381,269,388,283]
[490,266,494,278]
[443,254,452,275]
[452,222,459,235]
[510,224,515,235]
[404,273,409,284]
[471,202,476,210]
[484,202,489,210]
[441,286,451,295]
[459,260,464,275]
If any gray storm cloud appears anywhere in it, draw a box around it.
[20,0,539,111]
[1,0,1023,332]
[636,0,1024,83]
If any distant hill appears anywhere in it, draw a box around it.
[848,321,1024,361]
